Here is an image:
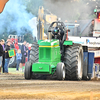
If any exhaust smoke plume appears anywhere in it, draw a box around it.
[0,0,33,35]
[43,0,99,36]
[43,0,97,21]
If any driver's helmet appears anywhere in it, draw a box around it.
[53,27,59,35]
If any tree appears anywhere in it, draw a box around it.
[23,0,43,16]
[24,33,34,43]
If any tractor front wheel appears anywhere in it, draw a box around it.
[24,61,32,80]
[56,62,65,80]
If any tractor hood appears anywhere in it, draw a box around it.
[38,39,59,46]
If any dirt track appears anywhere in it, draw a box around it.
[0,74,100,100]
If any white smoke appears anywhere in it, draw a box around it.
[28,17,37,38]
[0,0,34,35]
[43,0,96,21]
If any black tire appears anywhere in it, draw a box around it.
[29,42,39,64]
[8,56,16,68]
[29,42,39,79]
[64,44,83,80]
[56,62,65,80]
[24,61,32,79]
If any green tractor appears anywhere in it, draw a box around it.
[24,21,83,80]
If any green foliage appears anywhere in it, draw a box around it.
[44,0,99,20]
[24,33,34,43]
[23,0,43,16]
[0,33,8,41]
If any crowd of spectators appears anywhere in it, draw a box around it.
[0,38,30,74]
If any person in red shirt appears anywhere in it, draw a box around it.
[14,41,19,50]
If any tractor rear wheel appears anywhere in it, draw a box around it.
[29,42,40,79]
[29,42,39,64]
[64,44,83,80]
[56,62,65,80]
[24,61,32,79]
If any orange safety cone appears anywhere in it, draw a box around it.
[90,91,93,100]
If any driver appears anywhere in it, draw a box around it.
[52,27,60,39]
[52,26,64,40]
[52,26,64,51]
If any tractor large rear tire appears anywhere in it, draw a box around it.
[29,42,40,79]
[64,44,83,80]
[29,42,39,64]
[24,61,32,80]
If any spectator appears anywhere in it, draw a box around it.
[14,41,19,50]
[0,40,4,74]
[28,50,30,61]
[6,38,14,49]
[7,38,11,42]
[16,49,22,71]
[1,39,5,73]
[26,43,30,61]
[20,41,27,72]
[26,43,29,50]
[4,41,11,73]
[89,19,94,37]
[10,41,15,49]
[25,42,29,57]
